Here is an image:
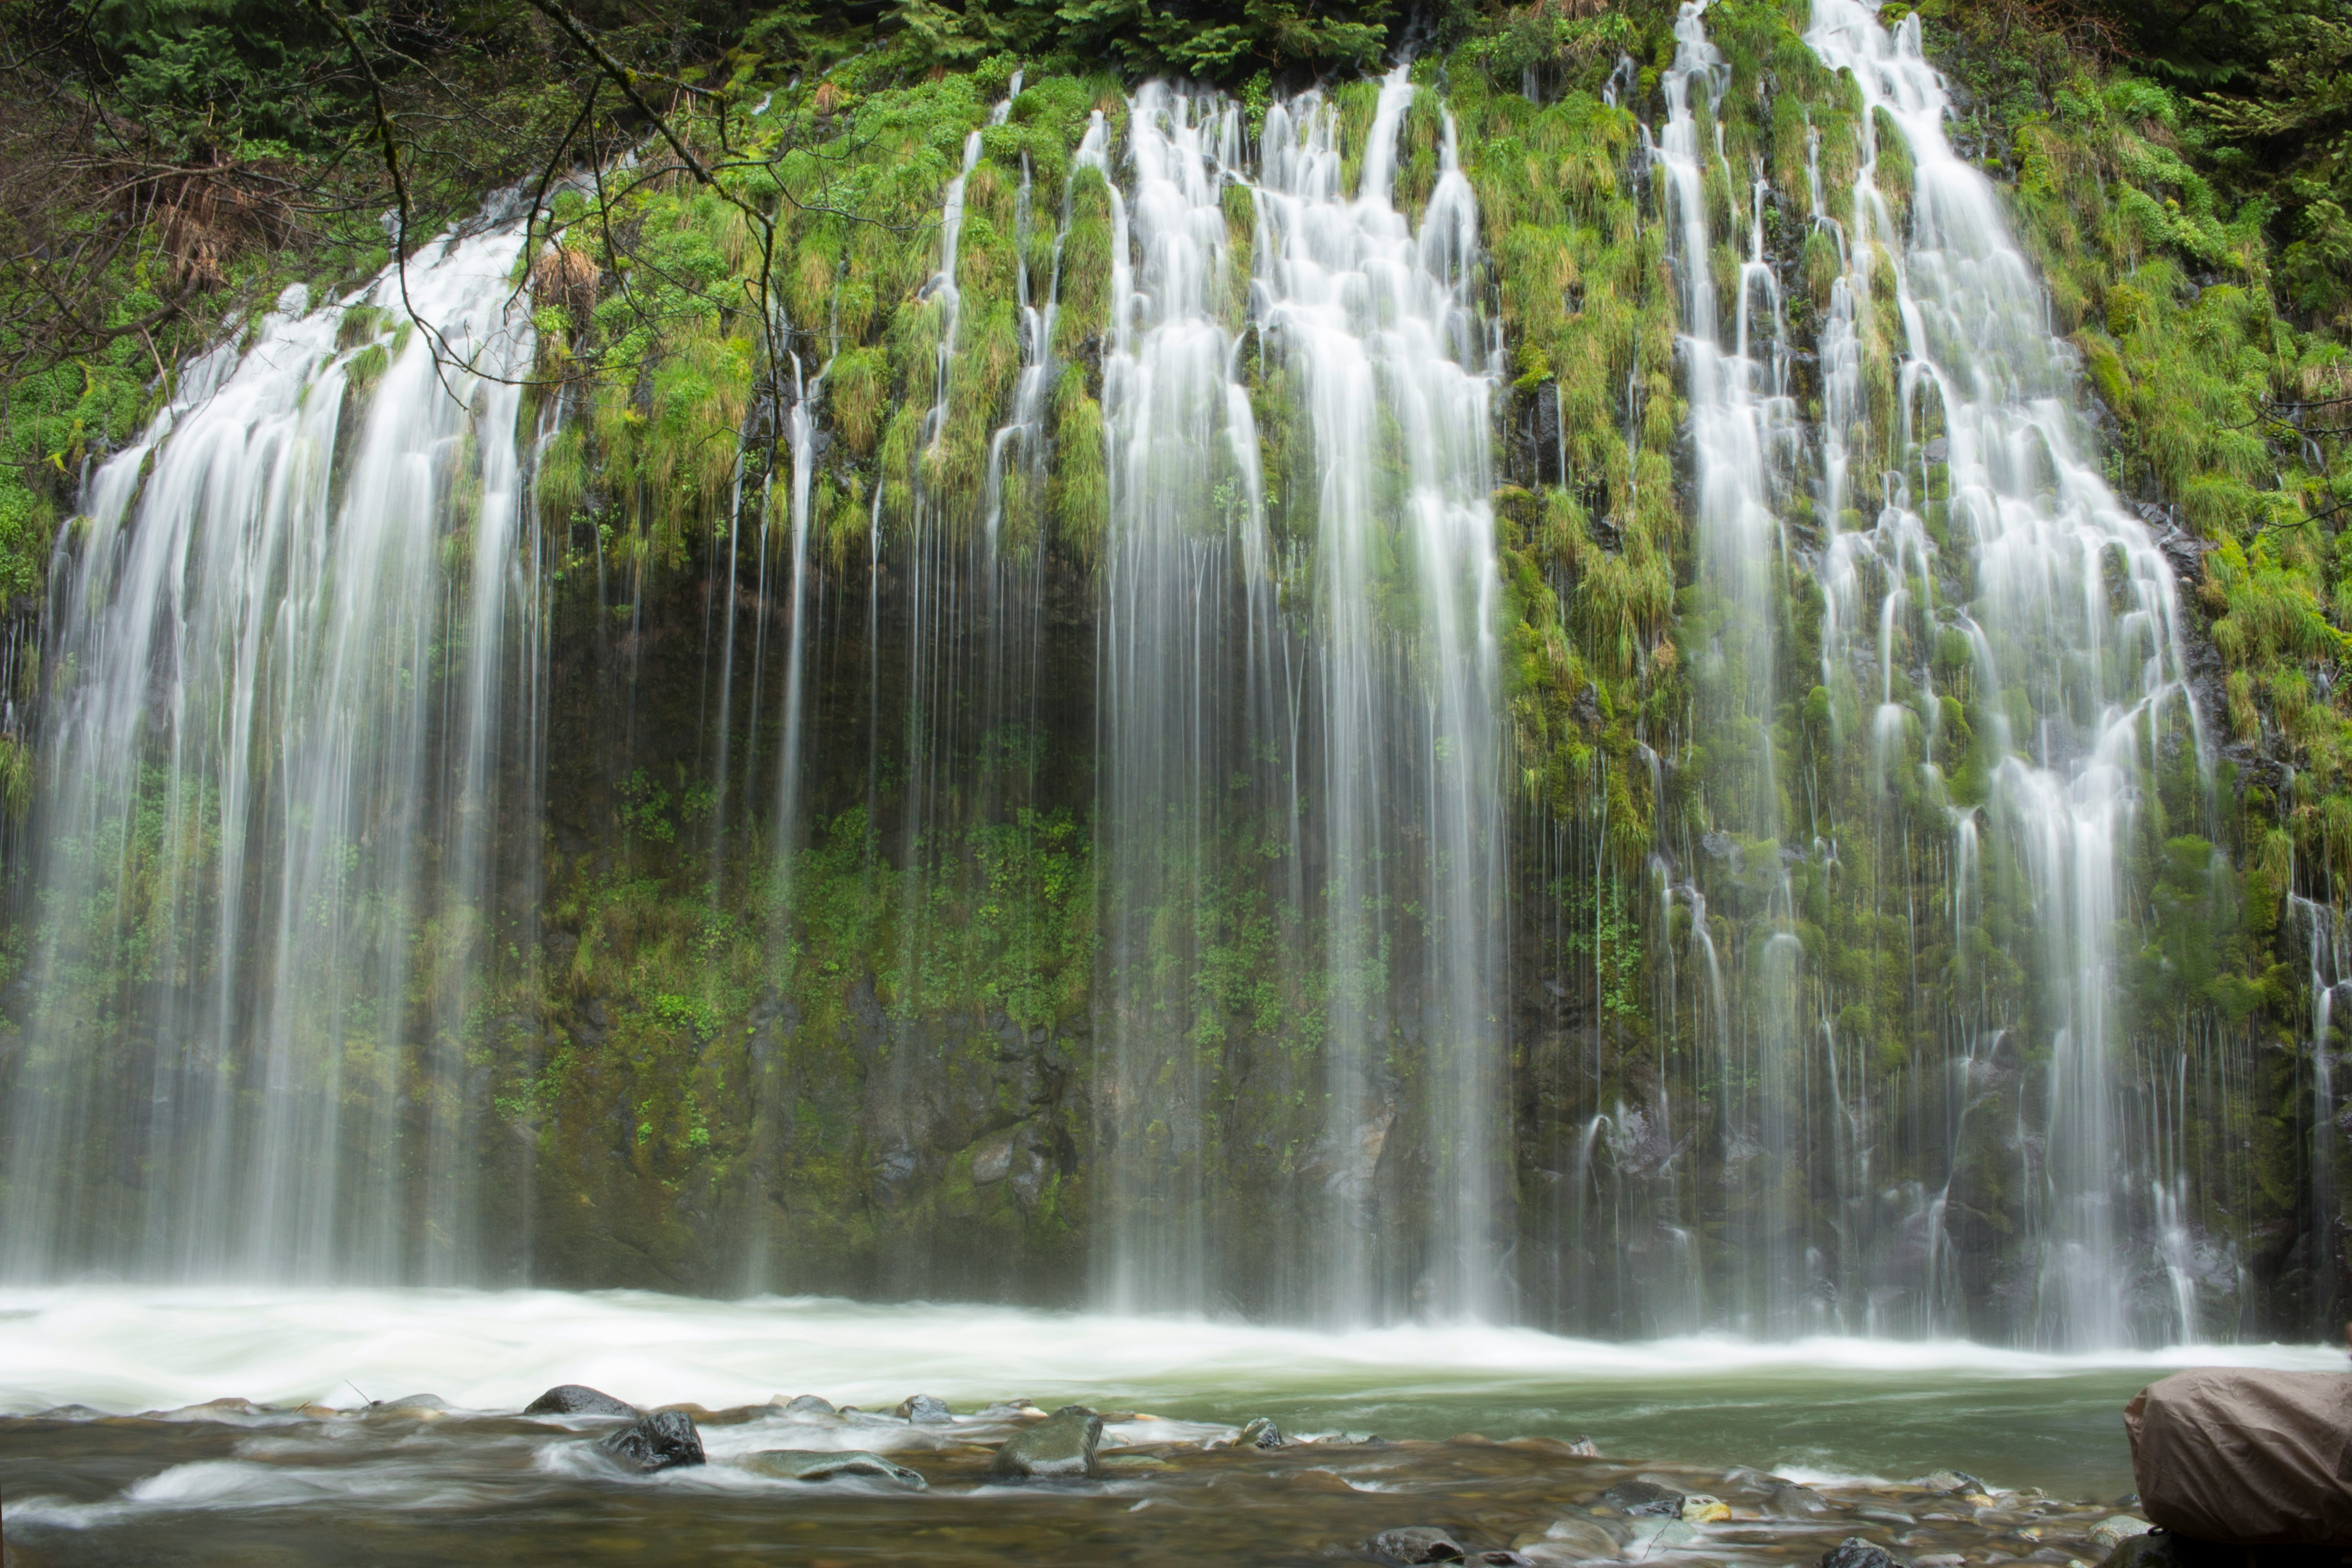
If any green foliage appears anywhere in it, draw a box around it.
[91,0,354,156]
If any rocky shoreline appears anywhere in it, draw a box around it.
[0,1385,2238,1567]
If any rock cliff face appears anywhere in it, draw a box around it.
[2,2,2347,1342]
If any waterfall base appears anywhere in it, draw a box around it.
[0,1287,2338,1562]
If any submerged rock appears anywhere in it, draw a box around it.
[1767,1482,1834,1518]
[1367,1525,1469,1563]
[744,1449,926,1488]
[988,1404,1102,1479]
[1237,1416,1289,1449]
[526,1384,642,1419]
[1513,1515,1621,1560]
[600,1409,707,1472]
[1822,1537,1906,1568]
[1601,1481,1685,1518]
[896,1394,952,1424]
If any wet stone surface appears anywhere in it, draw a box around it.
[0,1399,2190,1567]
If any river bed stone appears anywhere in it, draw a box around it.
[0,1397,2218,1567]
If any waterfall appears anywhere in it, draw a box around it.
[1655,1,1810,1330]
[1097,67,1505,1321]
[2,223,538,1280]
[1095,83,1283,1308]
[1804,0,2201,1344]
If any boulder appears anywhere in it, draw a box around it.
[773,1394,839,1419]
[599,1409,706,1472]
[1238,1416,1289,1449]
[744,1449,926,1488]
[1821,1538,1905,1568]
[526,1384,642,1419]
[896,1394,952,1424]
[1912,1470,1988,1497]
[1600,1480,1685,1518]
[2127,1369,2352,1545]
[1680,1494,1730,1523]
[1366,1525,1469,1564]
[988,1404,1102,1479]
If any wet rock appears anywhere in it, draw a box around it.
[1566,1436,1602,1457]
[1513,1515,1622,1560]
[157,1397,268,1421]
[2097,1532,2196,1568]
[1767,1482,1834,1518]
[1916,1556,1967,1568]
[1823,1538,1907,1568]
[896,1394,952,1424]
[772,1394,841,1419]
[526,1384,642,1419]
[599,1409,707,1472]
[2088,1518,2153,1552]
[1238,1416,1289,1449]
[1602,1480,1686,1518]
[373,1394,450,1416]
[34,1405,102,1421]
[1914,1470,1989,1497]
[975,1398,1041,1419]
[743,1449,926,1488]
[1367,1525,1469,1564]
[988,1404,1102,1479]
[970,1131,1016,1184]
[1680,1494,1731,1523]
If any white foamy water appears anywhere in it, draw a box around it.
[0,1288,2335,1416]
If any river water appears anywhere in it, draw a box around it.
[0,1290,2337,1563]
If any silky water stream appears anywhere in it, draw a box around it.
[0,1288,2338,1566]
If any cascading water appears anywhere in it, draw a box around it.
[1,222,538,1281]
[1804,0,2204,1344]
[1655,1,1810,1330]
[0,28,2309,1349]
[1096,67,1505,1320]
[1095,84,1288,1308]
